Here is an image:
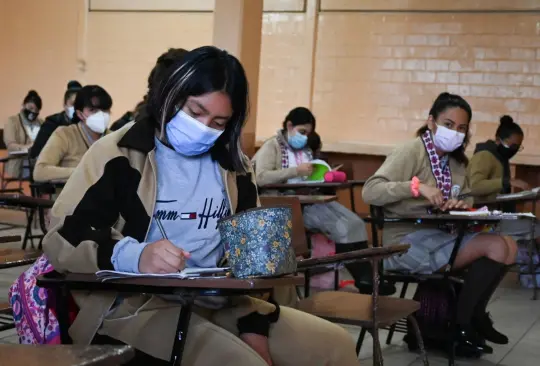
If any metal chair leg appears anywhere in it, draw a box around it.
[367,328,384,366]
[356,328,367,355]
[408,315,429,366]
[170,303,193,366]
[386,281,409,344]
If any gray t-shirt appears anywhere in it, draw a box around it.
[112,138,231,273]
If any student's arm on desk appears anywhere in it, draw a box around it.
[467,151,503,197]
[252,140,298,186]
[33,129,75,182]
[362,143,417,206]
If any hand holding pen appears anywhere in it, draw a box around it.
[138,216,191,274]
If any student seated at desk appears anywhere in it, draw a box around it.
[468,115,540,241]
[253,106,395,296]
[4,90,43,178]
[29,81,82,159]
[42,46,358,366]
[363,92,517,355]
[33,85,112,182]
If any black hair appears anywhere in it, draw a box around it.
[496,115,523,141]
[135,48,189,122]
[282,107,316,130]
[146,46,249,173]
[416,92,472,165]
[72,85,113,123]
[308,132,321,152]
[64,80,82,104]
[109,111,135,132]
[23,90,42,110]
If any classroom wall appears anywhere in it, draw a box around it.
[2,0,540,164]
[0,0,83,123]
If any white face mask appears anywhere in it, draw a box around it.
[66,106,75,120]
[166,110,224,156]
[432,125,465,153]
[85,111,110,134]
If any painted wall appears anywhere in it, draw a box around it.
[2,0,540,164]
[0,0,83,122]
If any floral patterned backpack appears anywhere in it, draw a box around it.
[9,254,61,344]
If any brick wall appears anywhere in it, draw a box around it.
[313,11,540,161]
[2,0,540,163]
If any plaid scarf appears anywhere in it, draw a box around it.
[421,130,452,200]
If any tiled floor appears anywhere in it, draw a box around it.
[0,208,538,365]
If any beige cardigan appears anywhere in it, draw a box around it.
[362,137,473,246]
[33,123,93,182]
[3,113,43,178]
[252,135,302,186]
[467,151,504,202]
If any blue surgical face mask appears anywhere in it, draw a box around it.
[288,130,308,150]
[166,110,224,156]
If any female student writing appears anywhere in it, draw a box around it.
[4,90,43,178]
[253,107,395,296]
[33,85,112,182]
[467,116,540,241]
[42,47,358,366]
[362,92,517,356]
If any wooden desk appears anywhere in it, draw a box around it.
[261,180,366,212]
[0,248,41,270]
[263,194,337,205]
[0,344,134,366]
[0,194,54,250]
[37,273,303,366]
[298,244,409,270]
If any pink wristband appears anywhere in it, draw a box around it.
[411,177,420,197]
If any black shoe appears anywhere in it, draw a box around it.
[456,327,492,355]
[356,279,397,296]
[474,312,509,345]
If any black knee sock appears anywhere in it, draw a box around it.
[335,241,371,285]
[472,264,510,319]
[456,257,505,328]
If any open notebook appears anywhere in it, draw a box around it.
[449,210,536,218]
[96,267,230,281]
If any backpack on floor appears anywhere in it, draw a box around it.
[517,246,540,289]
[405,280,459,349]
[8,254,78,344]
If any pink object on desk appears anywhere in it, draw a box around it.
[324,171,347,182]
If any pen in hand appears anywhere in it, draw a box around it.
[153,216,191,272]
[154,216,169,241]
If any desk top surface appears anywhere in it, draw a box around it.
[0,345,134,366]
[38,273,304,291]
[262,180,365,190]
